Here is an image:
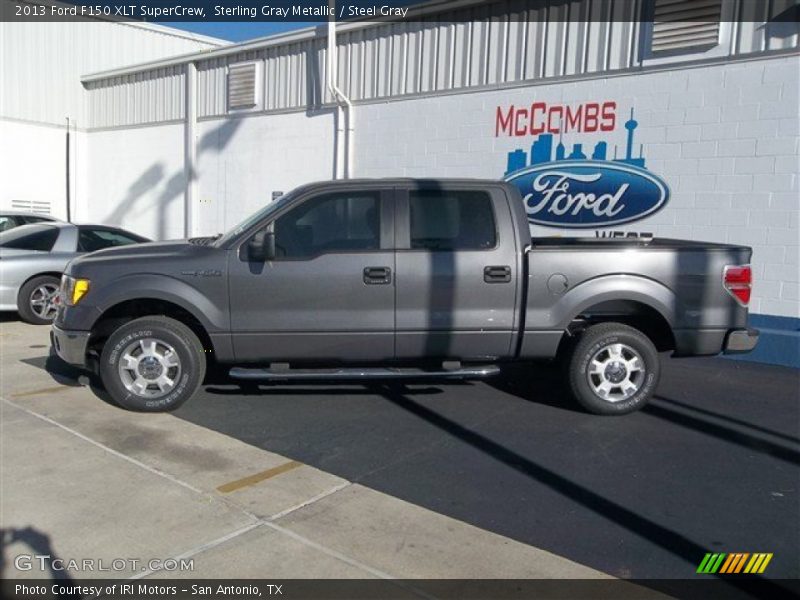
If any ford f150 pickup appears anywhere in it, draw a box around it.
[52,178,758,415]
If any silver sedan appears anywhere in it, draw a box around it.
[0,211,61,232]
[0,222,149,324]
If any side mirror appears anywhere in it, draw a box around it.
[247,230,276,262]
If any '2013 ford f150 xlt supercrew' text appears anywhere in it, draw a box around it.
[52,179,758,415]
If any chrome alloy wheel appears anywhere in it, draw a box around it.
[586,342,645,403]
[118,338,182,398]
[29,283,60,321]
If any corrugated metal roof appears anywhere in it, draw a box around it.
[0,8,223,126]
[73,0,799,129]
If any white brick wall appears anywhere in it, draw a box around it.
[82,54,798,320]
[87,124,186,241]
[86,111,335,240]
[354,55,800,318]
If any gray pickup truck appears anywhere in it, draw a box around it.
[52,178,758,415]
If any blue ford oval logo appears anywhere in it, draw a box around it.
[504,160,670,228]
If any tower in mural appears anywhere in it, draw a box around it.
[555,128,566,161]
[615,108,646,168]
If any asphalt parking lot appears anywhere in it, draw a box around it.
[179,356,800,581]
[2,316,798,594]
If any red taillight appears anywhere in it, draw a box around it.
[724,265,752,306]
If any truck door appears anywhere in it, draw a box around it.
[394,183,519,359]
[227,187,395,362]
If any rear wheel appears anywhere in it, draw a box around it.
[566,322,660,415]
[18,275,61,325]
[100,316,206,412]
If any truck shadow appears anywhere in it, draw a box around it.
[485,362,584,413]
[22,353,118,408]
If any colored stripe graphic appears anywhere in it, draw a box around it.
[698,552,773,574]
[744,553,774,574]
[697,553,726,574]
[719,554,736,573]
[720,553,750,573]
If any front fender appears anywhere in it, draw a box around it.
[72,273,228,333]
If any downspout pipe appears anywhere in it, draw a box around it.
[65,117,72,222]
[185,61,197,237]
[327,1,354,179]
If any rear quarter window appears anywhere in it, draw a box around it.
[0,225,59,251]
[77,228,145,252]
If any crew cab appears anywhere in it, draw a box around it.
[51,179,758,415]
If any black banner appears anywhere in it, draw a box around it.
[3,579,800,600]
[2,0,798,23]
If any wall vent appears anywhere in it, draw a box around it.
[10,199,51,215]
[651,0,723,54]
[228,62,257,110]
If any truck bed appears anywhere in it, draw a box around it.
[531,236,746,251]
[521,236,752,359]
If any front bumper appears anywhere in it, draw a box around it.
[723,328,760,354]
[51,325,91,367]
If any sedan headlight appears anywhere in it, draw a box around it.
[60,275,91,306]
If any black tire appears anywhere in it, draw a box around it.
[566,322,660,415]
[18,275,61,325]
[100,316,206,412]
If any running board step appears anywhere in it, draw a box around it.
[228,365,501,381]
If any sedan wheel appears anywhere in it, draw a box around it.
[18,275,62,325]
[30,283,60,321]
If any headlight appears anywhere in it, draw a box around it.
[60,275,91,306]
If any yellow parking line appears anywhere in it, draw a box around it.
[216,461,303,494]
[11,385,75,398]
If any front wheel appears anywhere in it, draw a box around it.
[566,322,660,415]
[100,316,206,412]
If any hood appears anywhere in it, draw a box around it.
[67,239,218,274]
[81,239,193,259]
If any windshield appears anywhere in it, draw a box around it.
[214,191,298,247]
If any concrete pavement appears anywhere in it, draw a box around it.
[0,318,608,582]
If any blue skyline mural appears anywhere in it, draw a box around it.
[506,109,646,175]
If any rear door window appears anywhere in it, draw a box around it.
[409,190,496,250]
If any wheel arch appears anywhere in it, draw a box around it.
[90,298,215,359]
[554,275,678,354]
[17,271,63,300]
[566,299,676,353]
